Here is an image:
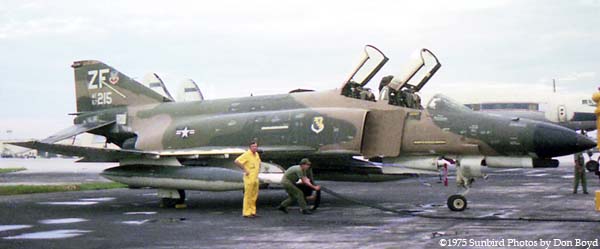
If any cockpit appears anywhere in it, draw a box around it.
[426,94,473,113]
[340,45,441,110]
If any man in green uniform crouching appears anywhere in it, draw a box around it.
[277,158,321,215]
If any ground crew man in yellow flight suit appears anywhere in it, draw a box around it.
[235,141,261,218]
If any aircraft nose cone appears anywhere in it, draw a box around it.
[533,123,597,158]
[576,134,597,151]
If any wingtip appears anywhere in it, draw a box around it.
[5,140,39,148]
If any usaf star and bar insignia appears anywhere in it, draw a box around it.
[176,127,195,138]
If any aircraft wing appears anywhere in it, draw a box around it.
[158,145,316,157]
[7,140,156,162]
[8,141,317,162]
[40,120,116,144]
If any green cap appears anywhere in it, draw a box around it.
[299,158,311,165]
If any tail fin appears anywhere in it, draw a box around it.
[177,79,204,102]
[142,72,175,102]
[72,60,168,112]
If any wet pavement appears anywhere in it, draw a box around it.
[0,158,599,248]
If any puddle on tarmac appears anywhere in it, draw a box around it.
[39,218,88,224]
[122,217,186,225]
[124,212,157,215]
[543,195,563,199]
[39,201,98,205]
[477,210,516,219]
[521,182,543,186]
[526,173,549,177]
[122,219,151,225]
[429,230,461,239]
[0,225,32,232]
[3,229,91,239]
[419,203,443,208]
[79,197,115,202]
[156,218,187,223]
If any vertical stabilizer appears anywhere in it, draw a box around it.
[177,79,204,102]
[72,60,168,112]
[142,73,175,102]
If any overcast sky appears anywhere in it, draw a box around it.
[1,0,600,139]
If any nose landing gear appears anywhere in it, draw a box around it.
[447,194,467,211]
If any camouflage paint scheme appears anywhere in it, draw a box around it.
[10,49,596,205]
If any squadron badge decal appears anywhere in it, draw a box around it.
[311,116,324,134]
[175,127,195,138]
[109,71,120,85]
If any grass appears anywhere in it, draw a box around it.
[0,182,127,196]
[0,167,27,174]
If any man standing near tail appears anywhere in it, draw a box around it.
[235,141,261,218]
[277,158,321,215]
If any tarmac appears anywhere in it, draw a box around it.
[0,157,600,249]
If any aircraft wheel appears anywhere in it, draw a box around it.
[447,195,467,212]
[161,198,178,208]
[160,190,186,208]
[585,160,599,173]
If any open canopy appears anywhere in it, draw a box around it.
[387,49,441,92]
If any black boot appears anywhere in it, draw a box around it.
[277,206,288,214]
[301,209,312,215]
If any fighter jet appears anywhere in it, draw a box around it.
[10,45,595,211]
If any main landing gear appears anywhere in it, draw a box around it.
[159,189,186,209]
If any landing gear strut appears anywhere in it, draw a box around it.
[447,171,473,212]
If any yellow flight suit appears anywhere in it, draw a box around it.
[235,150,261,216]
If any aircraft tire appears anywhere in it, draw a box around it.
[585,160,599,173]
[160,190,186,208]
[161,198,178,208]
[447,195,467,212]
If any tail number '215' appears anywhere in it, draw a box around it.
[91,92,112,105]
